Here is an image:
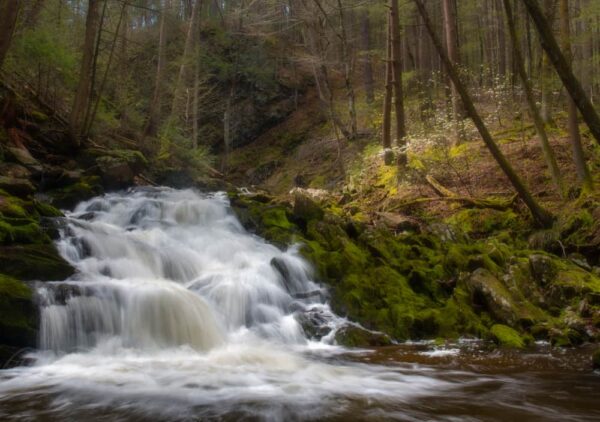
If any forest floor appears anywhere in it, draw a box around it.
[226,86,600,227]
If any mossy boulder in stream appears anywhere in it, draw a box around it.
[0,274,37,367]
[490,324,530,349]
[0,244,74,281]
[46,175,103,209]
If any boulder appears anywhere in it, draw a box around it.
[465,268,539,327]
[97,157,135,189]
[292,190,324,223]
[490,324,527,348]
[0,176,35,196]
[0,274,37,367]
[334,325,393,347]
[0,244,75,281]
[6,146,41,168]
[375,212,421,233]
[0,163,31,179]
[529,254,558,286]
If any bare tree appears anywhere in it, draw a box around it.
[414,0,554,227]
[0,0,20,70]
[522,0,600,146]
[503,0,565,197]
[559,0,593,190]
[70,0,102,144]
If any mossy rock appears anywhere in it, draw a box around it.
[490,324,528,348]
[445,208,523,239]
[0,217,50,245]
[334,325,393,347]
[0,274,37,366]
[47,176,103,209]
[0,244,75,281]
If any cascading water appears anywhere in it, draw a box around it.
[0,188,598,421]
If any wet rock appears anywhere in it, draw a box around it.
[334,325,393,348]
[0,244,75,281]
[0,274,37,367]
[296,309,332,340]
[490,324,527,349]
[271,257,292,290]
[47,176,103,209]
[0,176,35,196]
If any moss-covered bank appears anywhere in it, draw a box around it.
[229,190,600,349]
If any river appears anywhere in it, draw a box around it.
[0,188,597,421]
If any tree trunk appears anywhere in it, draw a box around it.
[144,0,170,140]
[413,0,554,227]
[171,0,202,119]
[390,0,406,164]
[336,0,357,139]
[503,0,565,197]
[360,10,375,104]
[382,11,393,164]
[69,0,101,145]
[559,0,593,190]
[442,0,465,136]
[522,0,600,146]
[0,0,20,70]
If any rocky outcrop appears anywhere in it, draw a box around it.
[229,189,600,348]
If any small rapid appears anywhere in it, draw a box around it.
[0,188,598,421]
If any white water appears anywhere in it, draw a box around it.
[0,188,487,420]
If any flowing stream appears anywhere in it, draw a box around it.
[0,188,598,421]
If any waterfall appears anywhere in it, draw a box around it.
[0,188,474,421]
[42,188,334,354]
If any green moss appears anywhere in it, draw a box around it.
[490,324,526,348]
[0,244,75,281]
[446,208,523,238]
[47,176,103,209]
[0,193,28,218]
[33,200,64,218]
[0,274,37,350]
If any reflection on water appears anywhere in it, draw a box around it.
[0,188,597,421]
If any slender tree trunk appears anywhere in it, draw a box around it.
[522,0,600,146]
[559,0,593,191]
[540,0,556,124]
[390,0,406,164]
[382,12,393,164]
[336,0,357,139]
[414,0,554,227]
[503,0,565,197]
[0,0,20,70]
[24,0,45,29]
[171,0,202,119]
[118,4,130,128]
[144,0,170,140]
[360,10,375,104]
[442,0,465,138]
[85,2,127,136]
[69,0,101,145]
